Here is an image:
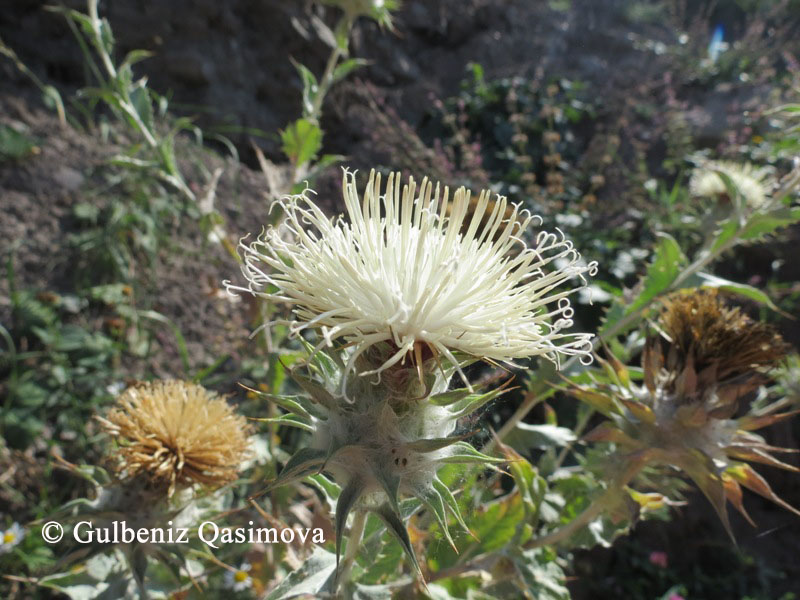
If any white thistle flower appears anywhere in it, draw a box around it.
[226,169,597,385]
[689,160,774,209]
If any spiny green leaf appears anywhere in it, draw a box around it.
[429,388,471,406]
[335,478,366,569]
[291,370,336,410]
[438,442,505,466]
[687,272,784,314]
[269,447,329,490]
[432,477,471,536]
[417,486,456,551]
[240,384,319,420]
[374,469,402,517]
[405,433,471,453]
[740,207,800,241]
[254,413,314,432]
[448,381,515,419]
[373,503,423,580]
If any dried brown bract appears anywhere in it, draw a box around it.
[572,289,798,538]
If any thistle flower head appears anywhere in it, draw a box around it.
[689,161,774,209]
[227,169,597,387]
[658,289,788,386]
[574,290,797,537]
[98,381,251,497]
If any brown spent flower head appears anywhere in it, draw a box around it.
[658,289,788,383]
[98,381,251,497]
[573,289,798,539]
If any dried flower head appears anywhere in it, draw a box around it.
[659,289,788,383]
[99,381,251,497]
[226,169,597,387]
[689,161,774,209]
[574,290,797,538]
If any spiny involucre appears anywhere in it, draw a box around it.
[574,290,798,539]
[227,168,597,579]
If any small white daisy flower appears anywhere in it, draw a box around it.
[689,160,774,209]
[226,169,597,385]
[0,522,25,553]
[224,562,253,591]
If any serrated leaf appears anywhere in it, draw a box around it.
[280,118,323,167]
[740,207,800,241]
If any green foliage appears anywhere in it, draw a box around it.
[0,124,39,161]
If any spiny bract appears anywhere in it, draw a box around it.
[573,290,797,538]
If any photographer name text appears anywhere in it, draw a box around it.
[41,520,326,549]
